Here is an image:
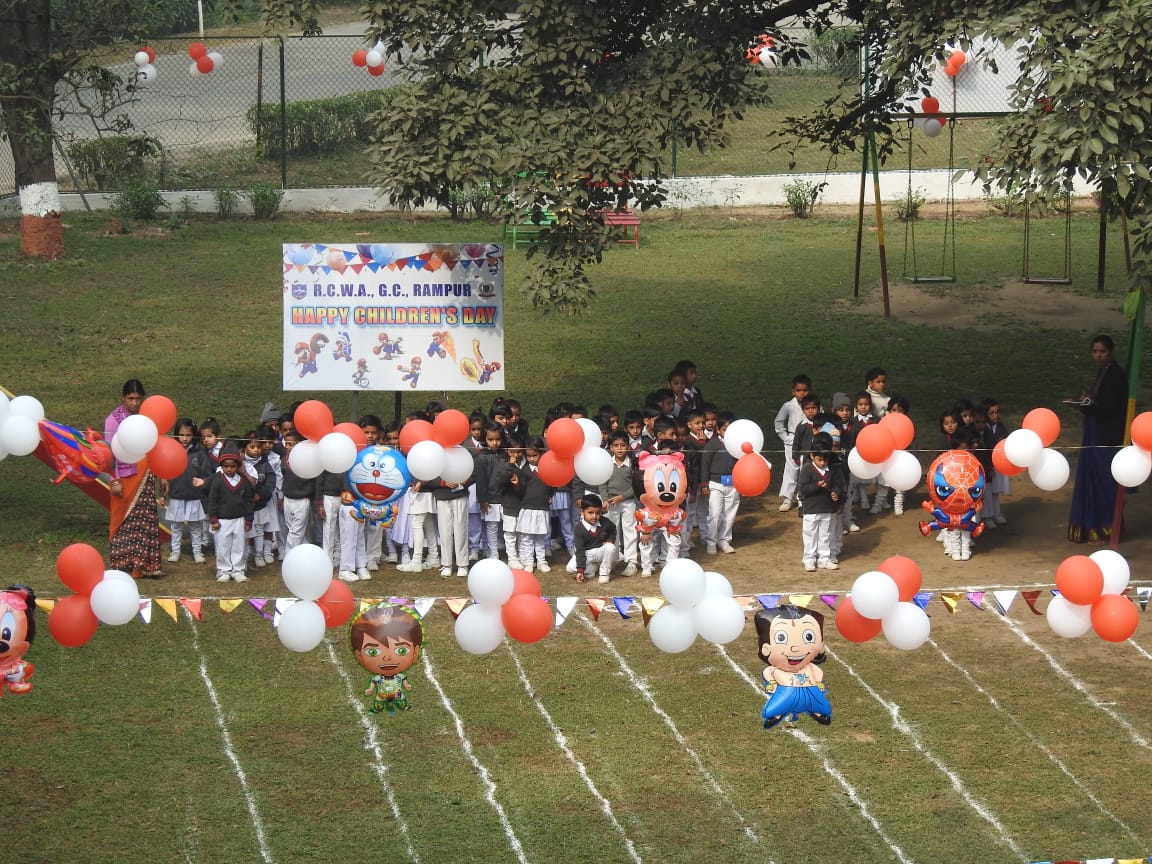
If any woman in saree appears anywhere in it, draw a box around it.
[104,379,163,577]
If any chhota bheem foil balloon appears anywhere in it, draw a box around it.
[755,605,831,729]
[350,603,424,716]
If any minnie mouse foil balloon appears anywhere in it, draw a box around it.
[0,585,37,695]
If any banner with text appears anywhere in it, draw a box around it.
[282,242,505,391]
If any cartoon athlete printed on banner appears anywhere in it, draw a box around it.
[397,357,422,389]
[332,330,353,363]
[0,585,37,695]
[372,332,404,361]
[426,331,456,360]
[343,444,411,527]
[755,605,831,729]
[917,450,986,537]
[350,602,424,715]
[294,333,329,378]
[460,338,501,385]
[352,358,369,389]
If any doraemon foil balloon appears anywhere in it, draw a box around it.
[344,445,411,527]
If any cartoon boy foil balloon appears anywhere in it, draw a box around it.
[0,585,37,696]
[755,605,831,729]
[350,603,424,716]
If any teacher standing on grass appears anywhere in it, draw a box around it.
[104,379,163,578]
[1067,334,1129,544]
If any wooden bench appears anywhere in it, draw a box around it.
[504,211,557,248]
[602,208,641,248]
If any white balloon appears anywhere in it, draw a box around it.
[0,415,41,456]
[922,118,943,137]
[1111,445,1151,487]
[693,594,746,644]
[881,602,931,650]
[281,543,333,601]
[136,63,157,84]
[110,432,146,464]
[1004,428,1043,468]
[277,600,327,652]
[288,439,324,479]
[759,49,779,67]
[8,395,44,421]
[102,569,135,582]
[89,576,141,626]
[850,571,899,620]
[1089,548,1130,595]
[115,414,159,456]
[1045,596,1093,638]
[723,419,765,460]
[407,439,446,481]
[365,49,383,67]
[134,50,150,65]
[467,558,515,605]
[0,391,9,424]
[576,417,602,449]
[189,61,203,77]
[207,51,223,68]
[441,445,474,484]
[659,558,706,608]
[880,449,922,491]
[702,570,734,597]
[574,446,613,486]
[454,603,506,654]
[318,432,358,474]
[1028,447,1069,491]
[648,604,698,653]
[848,447,883,480]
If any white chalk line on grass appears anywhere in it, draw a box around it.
[322,638,420,863]
[575,613,766,852]
[995,615,1152,751]
[928,639,1143,846]
[716,645,917,864]
[826,647,1029,863]
[420,647,530,864]
[183,608,276,864]
[506,644,644,864]
[1127,638,1152,664]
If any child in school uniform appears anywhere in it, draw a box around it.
[774,374,812,512]
[279,430,317,556]
[317,468,344,567]
[849,392,876,511]
[799,435,846,572]
[241,432,277,569]
[980,397,1010,526]
[256,424,283,563]
[491,434,530,569]
[165,418,214,564]
[567,493,620,585]
[474,422,506,559]
[207,446,255,582]
[700,411,740,554]
[594,431,640,576]
[514,437,555,572]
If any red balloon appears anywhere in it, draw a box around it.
[196,55,215,74]
[835,597,883,643]
[949,49,966,66]
[537,451,576,487]
[992,439,1026,477]
[510,568,541,596]
[855,424,896,464]
[294,400,334,441]
[56,543,105,595]
[944,62,959,77]
[1091,594,1139,642]
[49,594,99,647]
[1130,412,1152,451]
[920,96,940,114]
[501,594,553,643]
[147,435,188,480]
[398,418,433,453]
[142,46,156,63]
[1055,555,1105,606]
[352,49,368,67]
[879,412,915,450]
[732,453,771,496]
[318,579,355,627]
[188,41,208,59]
[367,64,386,77]
[1022,407,1060,447]
[878,555,922,602]
[333,422,368,450]
[432,409,469,447]
[140,395,177,434]
[545,418,584,459]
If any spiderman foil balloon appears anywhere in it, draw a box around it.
[918,450,985,538]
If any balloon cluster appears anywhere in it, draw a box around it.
[277,543,355,651]
[835,556,930,650]
[943,48,967,78]
[537,417,612,487]
[0,393,48,458]
[744,34,778,67]
[1047,550,1137,642]
[399,409,474,484]
[286,399,371,479]
[722,419,774,496]
[647,560,745,653]
[1111,411,1152,486]
[846,413,920,492]
[48,543,142,647]
[132,46,157,85]
[111,394,189,481]
[455,560,551,654]
[188,42,223,76]
[994,407,1068,491]
[915,95,948,138]
[351,41,387,77]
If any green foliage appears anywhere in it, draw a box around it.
[177,194,198,220]
[810,25,861,77]
[63,134,167,190]
[246,89,403,159]
[782,178,825,218]
[213,187,241,218]
[108,181,169,222]
[894,186,925,221]
[246,182,285,218]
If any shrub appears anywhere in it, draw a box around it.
[247,88,407,159]
[109,182,169,222]
[811,26,861,77]
[894,186,926,221]
[783,178,825,218]
[64,134,167,190]
[214,188,241,218]
[247,183,285,219]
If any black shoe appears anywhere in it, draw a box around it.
[762,714,785,730]
[812,713,832,726]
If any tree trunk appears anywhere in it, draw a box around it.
[0,0,66,259]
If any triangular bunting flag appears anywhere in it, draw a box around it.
[155,598,178,621]
[819,593,839,609]
[554,597,577,628]
[35,598,55,614]
[612,596,635,619]
[413,597,435,619]
[138,598,152,624]
[585,597,607,621]
[274,597,297,626]
[788,593,814,609]
[179,598,203,621]
[219,599,245,613]
[388,596,412,607]
[1118,858,1147,864]
[991,590,1017,616]
[444,597,471,620]
[248,598,273,620]
[1021,590,1045,616]
[940,592,963,613]
[966,591,985,610]
[1137,587,1151,611]
[1086,859,1118,864]
[358,598,374,615]
[639,596,665,626]
[913,591,933,610]
[757,594,781,610]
